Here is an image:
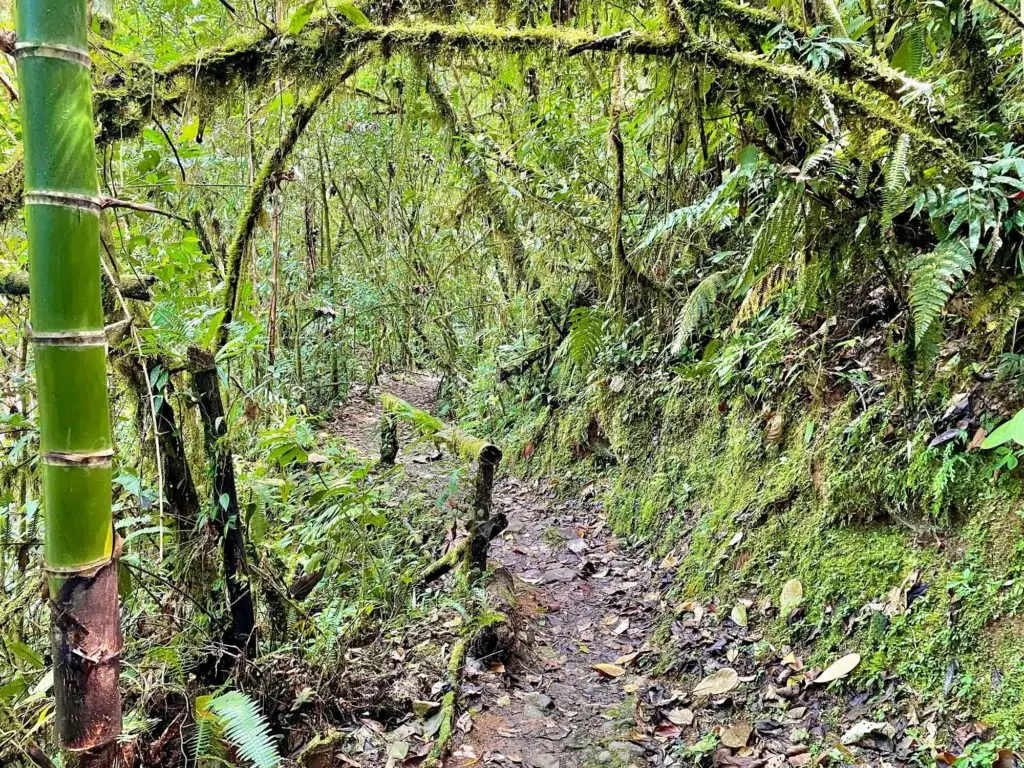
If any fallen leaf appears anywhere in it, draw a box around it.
[814,653,861,684]
[729,531,744,547]
[730,603,748,627]
[655,723,682,740]
[967,427,987,452]
[840,720,894,745]
[593,663,626,678]
[615,651,640,666]
[693,667,740,697]
[667,708,694,726]
[388,741,410,760]
[721,722,752,749]
[780,579,804,617]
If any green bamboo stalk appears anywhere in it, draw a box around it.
[15,1,122,765]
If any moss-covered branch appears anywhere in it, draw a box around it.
[214,53,368,353]
[0,270,156,301]
[420,63,532,292]
[380,393,502,464]
[0,16,972,227]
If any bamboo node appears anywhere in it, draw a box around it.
[42,449,115,467]
[43,552,115,578]
[14,42,92,68]
[23,189,102,214]
[29,327,107,347]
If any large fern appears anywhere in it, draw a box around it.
[908,239,974,345]
[670,271,729,353]
[882,134,911,230]
[194,691,281,768]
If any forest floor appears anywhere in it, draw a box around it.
[324,373,970,768]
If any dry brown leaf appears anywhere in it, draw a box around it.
[721,722,752,749]
[693,667,739,697]
[615,651,640,666]
[814,653,861,684]
[593,663,626,678]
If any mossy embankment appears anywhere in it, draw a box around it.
[498,374,1024,744]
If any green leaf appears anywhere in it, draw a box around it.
[287,1,317,34]
[249,508,269,545]
[8,639,44,670]
[982,409,1024,449]
[219,493,231,511]
[336,2,370,26]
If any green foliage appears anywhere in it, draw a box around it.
[201,691,281,768]
[670,270,729,353]
[908,239,974,344]
[737,183,802,295]
[983,409,1024,449]
[562,307,605,367]
[882,134,911,230]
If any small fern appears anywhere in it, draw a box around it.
[908,239,974,345]
[194,691,281,768]
[670,271,729,353]
[882,134,911,230]
[563,306,604,366]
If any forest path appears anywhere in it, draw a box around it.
[329,372,659,768]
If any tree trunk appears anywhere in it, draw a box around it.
[117,354,201,540]
[16,0,123,764]
[187,347,256,656]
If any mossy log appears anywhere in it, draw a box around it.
[379,393,502,465]
[426,637,469,767]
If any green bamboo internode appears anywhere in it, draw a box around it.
[378,394,505,581]
[16,0,123,764]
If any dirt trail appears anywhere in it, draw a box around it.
[330,373,659,768]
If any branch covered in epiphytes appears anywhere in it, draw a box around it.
[0,12,979,227]
[0,271,157,301]
[214,52,370,353]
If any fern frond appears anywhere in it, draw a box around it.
[563,306,604,366]
[802,140,837,178]
[908,239,974,345]
[671,270,729,353]
[190,712,218,767]
[882,134,911,229]
[891,27,924,76]
[737,184,802,294]
[207,691,281,768]
[732,264,792,329]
